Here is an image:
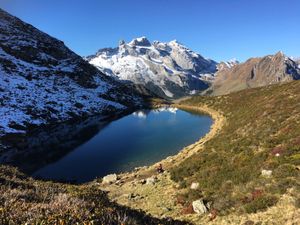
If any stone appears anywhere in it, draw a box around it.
[208,209,217,221]
[128,193,136,200]
[192,199,208,215]
[115,180,124,186]
[261,169,272,177]
[181,203,194,215]
[139,179,146,185]
[102,174,118,184]
[190,182,200,190]
[146,176,157,185]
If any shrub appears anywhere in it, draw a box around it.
[273,164,298,178]
[244,195,278,213]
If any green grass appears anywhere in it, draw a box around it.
[171,81,300,214]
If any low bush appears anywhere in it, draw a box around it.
[171,81,300,214]
[244,195,278,214]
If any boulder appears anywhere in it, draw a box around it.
[261,169,272,177]
[190,182,200,190]
[139,179,146,185]
[102,174,118,184]
[146,176,157,185]
[192,199,208,215]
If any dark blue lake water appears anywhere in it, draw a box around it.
[32,107,212,183]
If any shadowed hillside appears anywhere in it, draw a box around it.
[0,165,190,224]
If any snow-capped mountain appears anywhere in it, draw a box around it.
[0,8,143,138]
[87,37,217,99]
[216,59,239,72]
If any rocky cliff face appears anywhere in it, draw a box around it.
[0,8,143,137]
[211,52,300,95]
[87,37,217,99]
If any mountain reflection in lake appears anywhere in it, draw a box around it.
[2,107,212,183]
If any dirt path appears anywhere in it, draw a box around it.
[97,104,226,221]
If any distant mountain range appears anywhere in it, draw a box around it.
[211,51,300,95]
[87,38,300,98]
[0,8,144,137]
[0,7,300,137]
[87,37,217,99]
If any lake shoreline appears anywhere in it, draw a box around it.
[98,103,226,220]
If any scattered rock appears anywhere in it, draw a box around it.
[146,176,157,185]
[181,203,194,215]
[115,180,124,186]
[162,206,172,212]
[192,199,208,215]
[190,182,199,190]
[206,201,212,210]
[127,193,144,201]
[208,209,218,221]
[128,193,136,200]
[139,179,146,185]
[102,174,118,184]
[261,169,272,177]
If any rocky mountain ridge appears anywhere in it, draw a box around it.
[0,8,143,138]
[211,51,300,95]
[87,37,217,99]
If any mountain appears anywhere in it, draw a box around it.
[0,8,143,138]
[211,52,300,95]
[87,37,217,99]
[216,59,239,72]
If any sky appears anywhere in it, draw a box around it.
[0,0,299,62]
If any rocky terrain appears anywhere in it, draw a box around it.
[0,8,146,139]
[211,52,300,95]
[87,37,300,98]
[87,37,217,99]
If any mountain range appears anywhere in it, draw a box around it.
[87,37,217,99]
[0,8,300,138]
[87,38,300,98]
[211,51,300,95]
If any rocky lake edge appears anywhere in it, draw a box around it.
[97,103,226,222]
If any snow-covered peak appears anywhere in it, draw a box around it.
[88,37,217,99]
[217,59,239,72]
[169,39,183,46]
[128,36,151,47]
[226,58,239,67]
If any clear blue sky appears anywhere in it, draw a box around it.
[1,0,299,62]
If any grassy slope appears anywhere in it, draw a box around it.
[171,80,300,215]
[0,165,190,225]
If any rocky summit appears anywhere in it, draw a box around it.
[87,37,217,99]
[211,51,300,95]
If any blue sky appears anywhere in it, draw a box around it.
[1,0,299,62]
